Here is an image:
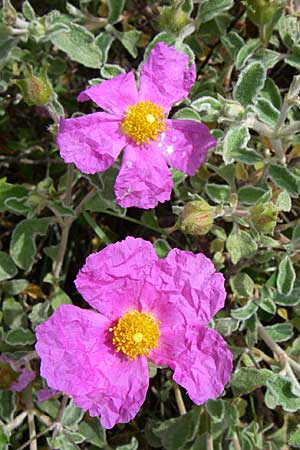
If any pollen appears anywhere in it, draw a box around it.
[121,100,167,145]
[109,310,160,360]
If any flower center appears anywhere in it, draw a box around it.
[109,310,160,360]
[121,100,167,145]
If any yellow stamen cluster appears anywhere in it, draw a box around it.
[109,310,160,360]
[121,100,166,145]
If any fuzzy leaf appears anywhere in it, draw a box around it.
[197,0,234,23]
[264,323,294,343]
[223,125,250,164]
[231,300,257,320]
[277,256,296,296]
[108,0,125,24]
[268,165,299,197]
[50,23,102,68]
[0,252,18,282]
[230,367,273,396]
[226,229,258,264]
[233,61,266,107]
[10,218,52,271]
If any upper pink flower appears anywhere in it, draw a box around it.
[57,43,216,209]
[35,237,232,429]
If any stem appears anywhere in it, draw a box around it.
[65,164,74,206]
[207,433,214,450]
[52,164,74,280]
[257,321,300,387]
[16,425,54,450]
[173,383,186,415]
[23,386,37,450]
[50,395,69,450]
[6,412,27,433]
[53,225,70,279]
[270,138,286,164]
[232,432,242,450]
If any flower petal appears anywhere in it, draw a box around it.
[158,120,216,176]
[114,143,173,209]
[156,248,226,324]
[77,72,138,117]
[57,112,125,174]
[152,325,232,405]
[75,237,158,319]
[35,304,149,429]
[139,42,196,113]
[74,355,148,429]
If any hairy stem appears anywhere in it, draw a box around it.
[173,383,186,415]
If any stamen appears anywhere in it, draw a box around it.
[121,100,166,145]
[110,310,160,360]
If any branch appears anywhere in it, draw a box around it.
[173,383,186,415]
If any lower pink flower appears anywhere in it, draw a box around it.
[35,237,232,429]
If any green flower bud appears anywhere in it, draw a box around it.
[250,201,277,234]
[15,65,52,106]
[245,0,282,25]
[0,361,18,390]
[158,5,190,34]
[223,99,245,121]
[178,199,214,235]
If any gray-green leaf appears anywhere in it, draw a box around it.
[233,61,266,107]
[10,218,52,271]
[277,255,296,296]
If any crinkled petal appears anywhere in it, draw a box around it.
[73,355,148,429]
[139,42,196,113]
[35,304,149,429]
[75,237,158,320]
[57,112,125,174]
[158,120,216,176]
[35,305,110,397]
[151,325,232,405]
[155,248,226,324]
[114,143,173,209]
[77,72,138,117]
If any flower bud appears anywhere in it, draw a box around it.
[250,201,277,234]
[245,0,281,25]
[178,199,214,235]
[223,99,245,121]
[15,65,52,106]
[158,5,190,34]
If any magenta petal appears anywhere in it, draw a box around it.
[35,304,148,429]
[35,305,110,397]
[158,120,216,176]
[73,356,148,429]
[57,112,125,174]
[75,237,158,320]
[156,249,226,324]
[114,143,173,209]
[152,325,232,405]
[139,42,196,113]
[77,72,138,116]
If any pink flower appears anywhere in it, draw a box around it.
[57,43,216,209]
[35,237,232,429]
